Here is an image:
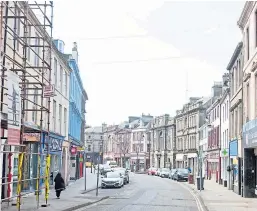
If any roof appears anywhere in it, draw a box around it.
[85,126,103,133]
[226,42,243,70]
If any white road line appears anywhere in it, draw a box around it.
[178,182,205,211]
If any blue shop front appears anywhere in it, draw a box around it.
[229,139,240,194]
[41,133,64,186]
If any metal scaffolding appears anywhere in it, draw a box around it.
[0,1,53,210]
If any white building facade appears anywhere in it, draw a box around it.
[220,88,230,187]
[51,40,71,184]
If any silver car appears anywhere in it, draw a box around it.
[160,168,170,178]
[101,172,124,188]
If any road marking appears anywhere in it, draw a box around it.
[178,182,205,211]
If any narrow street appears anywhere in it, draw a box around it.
[80,173,199,211]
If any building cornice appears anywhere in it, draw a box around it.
[237,1,256,30]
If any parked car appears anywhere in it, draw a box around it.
[112,168,130,184]
[173,168,189,181]
[101,172,124,188]
[101,164,113,175]
[156,168,161,176]
[168,169,176,179]
[160,168,170,178]
[147,167,157,175]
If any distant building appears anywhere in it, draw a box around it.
[85,126,104,164]
[176,97,212,176]
[149,114,175,169]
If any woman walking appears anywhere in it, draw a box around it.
[54,172,65,199]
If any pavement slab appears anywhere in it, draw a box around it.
[2,169,103,211]
[183,179,257,211]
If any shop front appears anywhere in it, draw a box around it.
[220,148,229,187]
[207,150,220,183]
[42,133,64,186]
[21,132,41,192]
[176,154,184,168]
[243,120,257,198]
[61,141,70,185]
[229,139,240,194]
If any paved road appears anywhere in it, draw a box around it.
[78,173,199,211]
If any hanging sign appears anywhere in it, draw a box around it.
[43,85,55,98]
[71,147,77,155]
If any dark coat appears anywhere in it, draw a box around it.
[54,173,65,191]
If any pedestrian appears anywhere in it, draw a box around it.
[54,172,65,199]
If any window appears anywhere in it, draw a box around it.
[64,71,67,96]
[239,59,242,84]
[53,100,56,131]
[235,109,238,136]
[231,111,234,137]
[217,106,219,118]
[88,145,91,152]
[27,25,31,62]
[255,74,257,117]
[60,65,63,92]
[15,8,21,51]
[54,58,57,86]
[64,108,67,135]
[246,27,250,61]
[231,72,234,96]
[32,87,38,123]
[255,11,257,47]
[34,33,40,66]
[247,83,250,119]
[222,105,223,122]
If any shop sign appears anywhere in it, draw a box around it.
[47,137,63,152]
[77,147,85,152]
[220,148,229,157]
[23,133,40,142]
[207,152,219,160]
[71,147,77,155]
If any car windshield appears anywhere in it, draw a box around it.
[106,172,119,178]
[114,170,125,175]
[162,168,169,172]
[178,169,189,174]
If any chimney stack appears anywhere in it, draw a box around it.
[72,42,78,64]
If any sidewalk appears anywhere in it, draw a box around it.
[2,169,104,211]
[184,179,257,211]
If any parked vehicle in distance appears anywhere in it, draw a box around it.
[168,169,176,179]
[112,167,129,184]
[101,164,113,175]
[156,169,161,176]
[101,172,124,188]
[160,168,170,178]
[106,160,118,168]
[173,168,189,181]
[147,167,157,175]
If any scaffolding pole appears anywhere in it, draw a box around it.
[1,1,54,210]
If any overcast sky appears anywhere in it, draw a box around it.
[53,0,244,126]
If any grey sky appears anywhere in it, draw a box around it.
[53,1,244,126]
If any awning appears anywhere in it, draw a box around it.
[187,153,197,158]
[176,154,184,161]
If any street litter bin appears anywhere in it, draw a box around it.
[197,176,204,190]
[188,173,194,184]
